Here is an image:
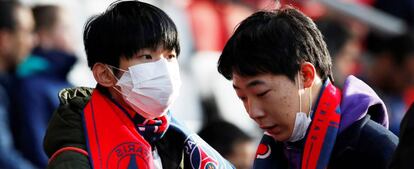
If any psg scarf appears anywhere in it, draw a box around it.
[253,81,342,169]
[82,89,234,169]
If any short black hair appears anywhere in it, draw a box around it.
[218,7,332,82]
[198,121,252,157]
[83,0,180,69]
[32,5,61,32]
[0,0,21,32]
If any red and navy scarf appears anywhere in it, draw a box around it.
[253,81,342,169]
[82,89,234,169]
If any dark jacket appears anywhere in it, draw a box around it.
[328,76,398,168]
[44,87,186,169]
[15,47,77,168]
[389,103,414,169]
[328,115,397,169]
[0,74,36,169]
[260,115,398,169]
[254,76,398,169]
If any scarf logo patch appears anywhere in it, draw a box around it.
[256,144,271,159]
[184,135,218,169]
[106,142,151,169]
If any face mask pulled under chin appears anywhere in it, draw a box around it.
[287,112,312,142]
[287,72,312,142]
[111,58,181,119]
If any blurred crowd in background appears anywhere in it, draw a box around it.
[0,0,413,168]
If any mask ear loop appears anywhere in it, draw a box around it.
[298,71,312,118]
[105,64,129,98]
[309,83,312,118]
[298,72,302,113]
[106,64,128,77]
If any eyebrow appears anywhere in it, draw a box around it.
[233,80,266,90]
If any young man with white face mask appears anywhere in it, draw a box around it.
[217,7,398,169]
[43,1,233,169]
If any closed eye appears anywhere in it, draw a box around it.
[257,89,271,97]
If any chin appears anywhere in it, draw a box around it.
[270,133,289,142]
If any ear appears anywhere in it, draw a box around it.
[92,63,117,87]
[299,62,316,88]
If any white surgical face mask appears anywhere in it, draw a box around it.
[287,72,312,142]
[108,58,181,119]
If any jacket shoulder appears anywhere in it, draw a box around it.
[44,87,93,161]
[359,119,398,161]
[58,87,93,105]
[330,116,398,169]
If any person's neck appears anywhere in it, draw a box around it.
[308,76,324,114]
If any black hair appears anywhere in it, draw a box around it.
[0,0,21,32]
[198,121,252,157]
[83,0,180,69]
[218,7,332,82]
[32,5,61,32]
[316,18,353,59]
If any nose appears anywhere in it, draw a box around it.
[247,99,265,119]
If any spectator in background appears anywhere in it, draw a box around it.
[0,0,36,168]
[316,17,360,88]
[361,0,414,136]
[391,32,414,109]
[13,5,77,168]
[365,31,414,135]
[199,121,255,169]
